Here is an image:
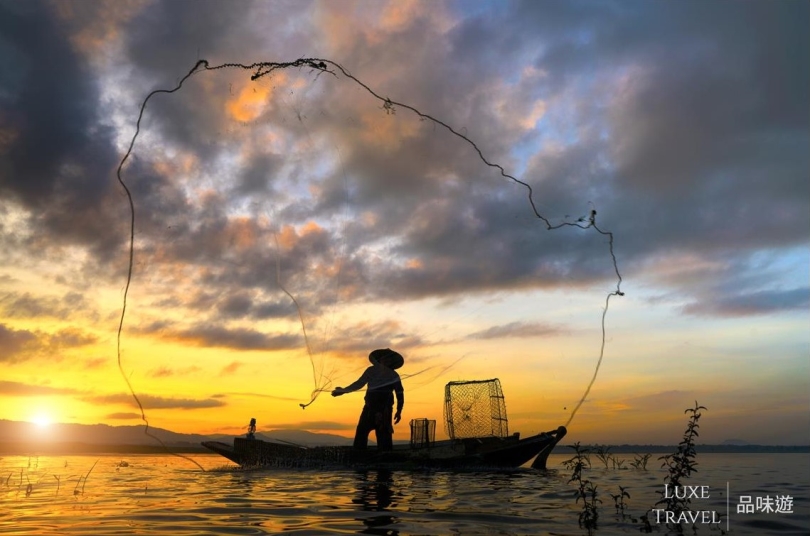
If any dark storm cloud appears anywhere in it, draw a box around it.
[2,0,805,338]
[0,1,96,205]
[236,153,285,195]
[442,0,809,314]
[67,0,596,314]
[112,0,810,324]
[0,1,124,260]
[119,0,318,159]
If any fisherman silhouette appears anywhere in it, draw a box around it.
[246,417,256,439]
[332,349,404,451]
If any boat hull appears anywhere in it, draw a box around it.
[202,426,566,470]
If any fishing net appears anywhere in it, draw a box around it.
[443,379,508,440]
[112,58,623,461]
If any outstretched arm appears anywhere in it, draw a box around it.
[332,369,370,396]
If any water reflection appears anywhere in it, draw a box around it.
[352,470,399,535]
[3,454,804,535]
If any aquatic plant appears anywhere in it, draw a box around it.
[562,404,710,533]
[636,401,708,534]
[610,485,630,515]
[563,442,601,531]
[593,445,613,468]
[629,453,652,470]
[73,460,98,497]
[654,402,706,532]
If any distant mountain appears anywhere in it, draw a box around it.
[0,419,352,454]
[3,420,805,455]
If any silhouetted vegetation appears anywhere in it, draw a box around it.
[563,442,601,533]
[564,403,711,534]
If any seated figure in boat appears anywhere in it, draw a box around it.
[246,417,256,439]
[332,348,404,451]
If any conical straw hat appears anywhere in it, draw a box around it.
[368,348,404,369]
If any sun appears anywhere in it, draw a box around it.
[31,414,52,428]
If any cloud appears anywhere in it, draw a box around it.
[0,323,96,363]
[638,250,810,317]
[0,0,806,369]
[0,380,81,397]
[0,324,38,360]
[468,321,567,340]
[104,412,143,420]
[83,393,226,410]
[147,365,202,378]
[683,287,810,317]
[0,291,98,320]
[173,324,301,351]
[220,391,302,402]
[613,390,698,415]
[219,361,243,375]
[0,1,127,265]
[269,420,355,431]
[82,356,108,369]
[309,319,426,356]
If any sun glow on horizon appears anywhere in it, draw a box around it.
[31,414,52,428]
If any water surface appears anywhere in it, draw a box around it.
[1,453,807,535]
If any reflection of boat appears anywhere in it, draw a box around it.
[203,379,567,470]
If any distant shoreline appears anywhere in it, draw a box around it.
[1,441,808,456]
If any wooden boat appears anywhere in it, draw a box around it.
[202,425,566,470]
[203,379,566,470]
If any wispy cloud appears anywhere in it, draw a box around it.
[104,412,143,420]
[147,365,202,378]
[219,361,243,376]
[468,321,567,340]
[136,322,302,352]
[269,421,356,431]
[83,393,227,410]
[683,287,810,317]
[0,323,97,363]
[0,380,82,396]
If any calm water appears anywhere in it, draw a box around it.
[1,452,807,535]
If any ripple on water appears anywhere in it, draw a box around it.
[1,453,807,535]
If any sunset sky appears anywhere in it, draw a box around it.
[1,0,807,446]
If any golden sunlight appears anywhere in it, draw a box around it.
[31,414,52,428]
